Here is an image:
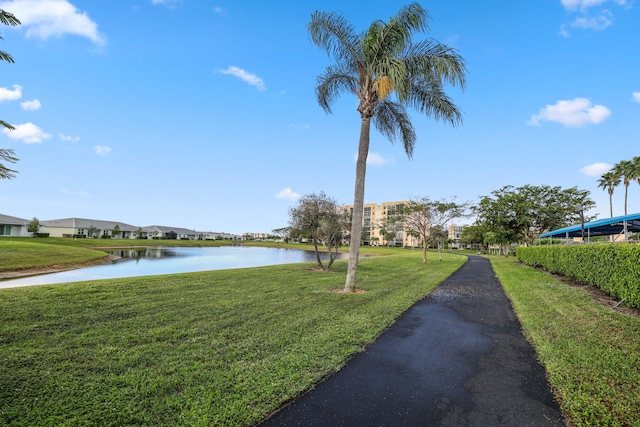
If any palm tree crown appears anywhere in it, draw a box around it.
[308,3,466,291]
[597,171,620,218]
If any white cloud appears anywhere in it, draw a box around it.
[0,0,106,45]
[0,84,22,101]
[580,162,612,176]
[276,187,301,201]
[20,98,41,110]
[213,6,223,14]
[95,145,111,155]
[219,66,266,91]
[561,0,608,11]
[353,151,394,166]
[570,11,612,31]
[2,122,51,143]
[561,0,626,11]
[632,92,640,103]
[528,98,611,127]
[59,133,80,142]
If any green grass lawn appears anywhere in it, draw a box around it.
[0,240,109,272]
[491,256,640,427]
[0,250,465,426]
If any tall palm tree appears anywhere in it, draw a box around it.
[597,171,620,218]
[308,3,466,292]
[612,160,633,216]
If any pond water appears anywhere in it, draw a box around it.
[0,246,342,289]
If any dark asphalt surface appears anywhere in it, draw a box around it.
[258,256,565,426]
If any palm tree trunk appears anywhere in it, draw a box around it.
[344,117,371,292]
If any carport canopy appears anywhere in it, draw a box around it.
[540,213,640,238]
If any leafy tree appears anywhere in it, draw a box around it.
[597,170,620,218]
[308,3,466,291]
[474,184,595,245]
[460,224,486,250]
[377,215,403,247]
[0,10,20,179]
[112,224,121,239]
[402,196,469,263]
[288,192,349,271]
[135,227,144,239]
[27,217,40,237]
[271,227,291,243]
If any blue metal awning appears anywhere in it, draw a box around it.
[540,213,640,238]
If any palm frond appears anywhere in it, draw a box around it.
[315,64,358,114]
[0,10,20,27]
[0,148,18,180]
[0,120,14,130]
[308,11,361,67]
[373,100,416,158]
[0,49,14,63]
[404,39,467,89]
[407,78,463,128]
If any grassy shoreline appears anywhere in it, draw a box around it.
[2,239,639,425]
[0,246,465,426]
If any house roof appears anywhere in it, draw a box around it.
[142,225,198,235]
[540,213,640,238]
[40,217,139,231]
[0,213,29,225]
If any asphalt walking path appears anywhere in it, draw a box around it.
[258,256,565,426]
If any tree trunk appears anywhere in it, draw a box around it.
[422,237,427,264]
[344,117,371,292]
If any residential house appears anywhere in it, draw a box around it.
[141,225,199,240]
[40,218,139,239]
[0,213,30,237]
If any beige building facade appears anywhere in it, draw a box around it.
[341,201,421,247]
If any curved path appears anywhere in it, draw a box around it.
[259,256,564,426]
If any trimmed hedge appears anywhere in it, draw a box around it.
[517,244,640,308]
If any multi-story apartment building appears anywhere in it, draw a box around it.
[341,201,421,247]
[448,223,466,248]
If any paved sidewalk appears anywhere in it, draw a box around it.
[259,256,564,426]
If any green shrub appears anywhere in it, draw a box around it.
[517,244,640,308]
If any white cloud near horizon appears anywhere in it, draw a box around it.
[59,133,80,142]
[0,84,22,101]
[95,145,111,155]
[2,122,51,143]
[580,162,611,176]
[528,98,611,127]
[219,66,266,91]
[632,92,640,103]
[0,0,106,45]
[276,187,301,201]
[21,99,41,110]
[353,151,394,166]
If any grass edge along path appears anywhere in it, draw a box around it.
[0,251,465,426]
[491,257,640,427]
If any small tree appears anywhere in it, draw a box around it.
[271,227,291,243]
[403,196,469,263]
[27,217,40,237]
[288,191,348,271]
[112,224,121,239]
[135,227,144,239]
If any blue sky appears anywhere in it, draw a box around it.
[1,0,639,235]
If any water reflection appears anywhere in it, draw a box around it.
[1,246,343,289]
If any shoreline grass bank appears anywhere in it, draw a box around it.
[0,250,465,426]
